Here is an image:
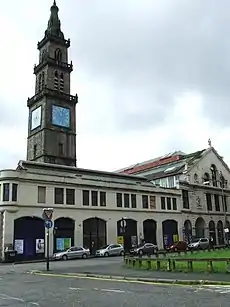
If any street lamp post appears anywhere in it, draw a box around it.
[120,217,127,261]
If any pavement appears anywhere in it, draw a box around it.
[0,258,230,305]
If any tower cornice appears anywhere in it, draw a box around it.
[34,57,73,75]
[37,34,70,50]
[27,87,78,107]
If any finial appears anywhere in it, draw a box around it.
[53,0,56,5]
[208,138,212,147]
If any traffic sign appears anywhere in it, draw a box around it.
[42,208,53,221]
[44,220,53,229]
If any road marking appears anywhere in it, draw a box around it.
[69,287,84,291]
[69,287,126,294]
[0,293,39,305]
[101,289,125,293]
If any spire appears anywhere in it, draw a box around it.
[45,0,64,39]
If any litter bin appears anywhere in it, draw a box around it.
[4,250,17,263]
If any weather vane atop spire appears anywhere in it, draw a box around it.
[208,138,212,147]
[53,0,56,5]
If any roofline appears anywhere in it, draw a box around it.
[18,160,149,181]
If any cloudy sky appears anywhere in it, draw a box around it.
[1,0,230,171]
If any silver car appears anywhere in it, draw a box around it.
[96,244,124,257]
[188,238,209,250]
[53,246,90,260]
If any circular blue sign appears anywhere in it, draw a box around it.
[44,220,53,229]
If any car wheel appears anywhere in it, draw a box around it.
[120,251,124,256]
[62,255,68,261]
[82,253,87,259]
[104,252,109,257]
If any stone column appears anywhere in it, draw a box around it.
[157,221,163,249]
[2,210,14,260]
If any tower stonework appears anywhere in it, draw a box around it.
[27,1,78,166]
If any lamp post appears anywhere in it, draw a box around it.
[120,217,127,260]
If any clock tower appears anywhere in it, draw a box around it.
[27,1,78,166]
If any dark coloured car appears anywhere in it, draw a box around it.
[167,241,188,252]
[130,243,158,256]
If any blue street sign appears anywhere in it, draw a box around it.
[44,220,53,229]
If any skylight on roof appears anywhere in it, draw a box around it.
[164,166,176,173]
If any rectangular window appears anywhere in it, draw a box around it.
[54,187,64,204]
[91,191,98,206]
[131,194,137,208]
[38,186,46,203]
[206,193,212,211]
[12,183,18,202]
[124,193,130,208]
[167,197,171,210]
[58,143,64,155]
[182,190,189,209]
[100,191,106,207]
[172,198,177,210]
[142,195,148,209]
[83,190,89,206]
[161,197,166,210]
[116,193,122,207]
[3,183,10,201]
[33,144,37,159]
[214,194,220,211]
[66,188,75,205]
[150,195,156,209]
[223,196,227,213]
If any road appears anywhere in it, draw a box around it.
[0,258,229,306]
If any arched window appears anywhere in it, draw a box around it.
[38,74,42,92]
[203,172,210,184]
[210,164,217,187]
[55,48,62,63]
[41,72,45,89]
[60,73,64,92]
[54,71,59,90]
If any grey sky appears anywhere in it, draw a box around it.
[0,0,230,170]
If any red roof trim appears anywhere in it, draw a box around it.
[120,155,180,174]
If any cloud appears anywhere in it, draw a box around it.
[0,0,230,171]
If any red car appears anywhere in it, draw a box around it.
[166,241,188,252]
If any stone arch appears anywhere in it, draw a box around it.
[83,217,107,253]
[184,219,192,243]
[117,218,137,251]
[14,216,45,261]
[217,220,224,245]
[55,48,62,63]
[195,217,205,238]
[53,217,75,252]
[162,219,178,248]
[208,220,216,245]
[143,219,157,245]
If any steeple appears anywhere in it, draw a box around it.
[45,0,64,40]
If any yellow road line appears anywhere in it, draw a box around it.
[31,272,199,287]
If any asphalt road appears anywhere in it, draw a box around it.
[0,269,230,306]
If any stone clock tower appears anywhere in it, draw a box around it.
[27,1,78,166]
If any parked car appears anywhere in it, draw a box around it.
[96,244,124,257]
[52,246,90,260]
[130,243,158,256]
[167,241,188,252]
[188,238,209,250]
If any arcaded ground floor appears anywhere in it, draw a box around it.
[0,208,229,260]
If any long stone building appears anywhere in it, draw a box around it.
[0,1,183,261]
[118,142,230,246]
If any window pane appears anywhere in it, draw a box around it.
[124,194,130,208]
[116,193,122,207]
[161,197,165,210]
[12,183,18,202]
[100,191,106,207]
[142,195,148,209]
[54,188,64,204]
[83,190,89,206]
[131,194,137,208]
[150,196,156,209]
[66,188,75,205]
[3,183,10,201]
[206,193,212,211]
[167,197,171,210]
[38,186,46,203]
[91,191,98,206]
[182,190,189,209]
[172,198,177,210]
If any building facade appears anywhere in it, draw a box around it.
[118,143,230,245]
[0,161,181,260]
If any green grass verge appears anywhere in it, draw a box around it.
[125,249,230,273]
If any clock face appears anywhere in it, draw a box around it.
[52,105,70,128]
[31,106,41,130]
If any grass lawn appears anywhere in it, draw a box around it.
[126,249,230,273]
